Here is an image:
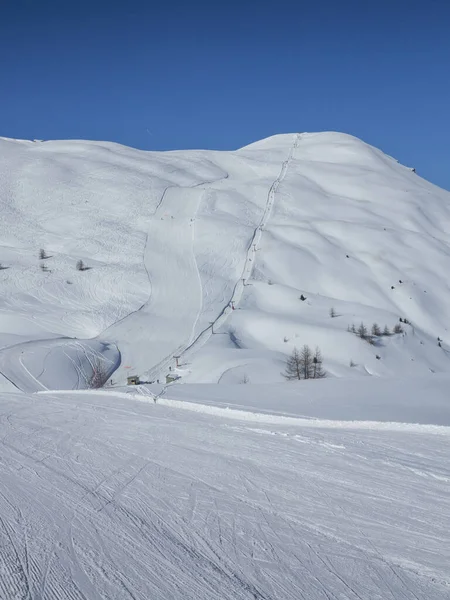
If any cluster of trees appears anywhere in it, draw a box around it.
[0,249,52,272]
[348,321,404,342]
[283,345,326,380]
[3,249,90,272]
[38,249,89,272]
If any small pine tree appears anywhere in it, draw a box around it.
[382,325,391,336]
[351,323,356,334]
[299,344,313,380]
[349,359,356,367]
[330,307,337,318]
[371,323,382,336]
[76,259,85,271]
[393,323,403,334]
[312,347,326,378]
[39,248,47,260]
[40,263,48,272]
[282,347,302,380]
[357,322,368,339]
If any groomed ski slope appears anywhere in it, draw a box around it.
[1,132,450,390]
[0,135,295,389]
[1,384,449,599]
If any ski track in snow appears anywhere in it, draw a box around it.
[110,133,299,384]
[0,173,226,392]
[176,134,301,372]
[0,389,449,599]
[0,338,120,393]
[98,171,233,385]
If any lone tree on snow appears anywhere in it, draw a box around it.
[39,248,48,260]
[329,307,337,318]
[283,345,326,380]
[76,259,85,271]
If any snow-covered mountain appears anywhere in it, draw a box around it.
[1,132,450,390]
[1,131,450,599]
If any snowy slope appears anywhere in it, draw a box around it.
[0,386,449,599]
[1,132,450,389]
[145,373,450,426]
[2,132,450,600]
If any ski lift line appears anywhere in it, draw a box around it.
[173,134,301,371]
[145,134,300,382]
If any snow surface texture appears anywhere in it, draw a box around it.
[1,386,449,599]
[1,132,450,389]
[1,133,450,599]
[146,373,450,426]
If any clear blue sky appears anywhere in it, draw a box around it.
[1,0,449,189]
